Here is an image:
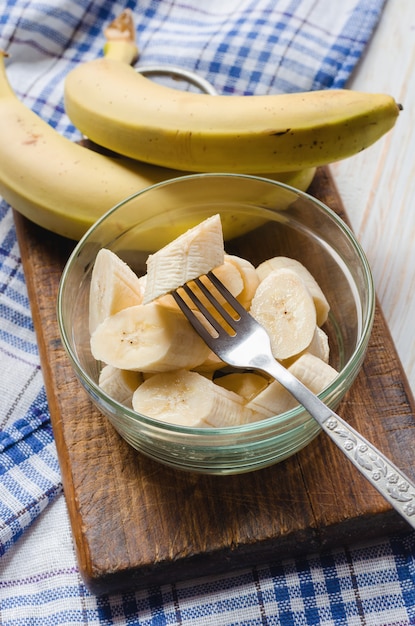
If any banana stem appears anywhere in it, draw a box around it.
[103,9,139,65]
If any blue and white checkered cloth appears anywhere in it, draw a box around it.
[2,0,415,624]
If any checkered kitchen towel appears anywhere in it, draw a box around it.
[3,1,415,625]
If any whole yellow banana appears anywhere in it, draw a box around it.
[64,58,401,173]
[0,53,315,241]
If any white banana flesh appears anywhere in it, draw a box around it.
[90,302,211,372]
[89,248,145,334]
[193,350,226,374]
[256,256,330,326]
[281,326,330,368]
[246,379,297,419]
[247,353,338,419]
[289,353,338,393]
[310,327,330,362]
[143,214,224,303]
[249,268,317,360]
[224,254,260,309]
[98,365,143,408]
[64,57,401,173]
[132,369,256,427]
[214,372,269,402]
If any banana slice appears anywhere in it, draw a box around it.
[249,268,317,360]
[205,259,243,298]
[132,369,256,427]
[98,364,143,407]
[193,350,226,374]
[89,248,144,334]
[224,254,260,309]
[143,214,224,303]
[214,372,269,402]
[282,326,330,367]
[256,256,330,326]
[247,353,339,419]
[288,353,338,392]
[307,326,330,363]
[246,378,297,419]
[90,302,211,372]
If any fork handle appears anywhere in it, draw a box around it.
[260,358,415,529]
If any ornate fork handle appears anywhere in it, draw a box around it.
[174,273,415,529]
[322,414,415,521]
[256,355,415,529]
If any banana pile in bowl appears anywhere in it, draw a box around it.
[58,174,375,475]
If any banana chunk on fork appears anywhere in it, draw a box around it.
[143,213,224,304]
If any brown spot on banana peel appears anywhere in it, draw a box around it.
[269,129,291,136]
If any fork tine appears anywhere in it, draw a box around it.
[180,281,224,335]
[173,271,244,338]
[171,289,214,337]
[207,271,248,318]
[193,276,239,329]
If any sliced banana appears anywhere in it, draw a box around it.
[282,326,330,367]
[132,369,256,427]
[256,256,330,326]
[193,350,226,374]
[98,364,143,408]
[214,372,269,402]
[246,378,297,419]
[307,326,330,363]
[143,214,224,304]
[204,259,243,298]
[90,302,211,372]
[224,254,260,309]
[249,268,317,361]
[247,353,338,419]
[288,353,338,393]
[89,248,144,334]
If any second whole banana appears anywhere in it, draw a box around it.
[64,56,401,174]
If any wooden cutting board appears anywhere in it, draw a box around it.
[14,166,415,595]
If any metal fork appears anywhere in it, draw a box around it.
[172,271,415,529]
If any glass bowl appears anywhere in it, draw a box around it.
[57,173,375,475]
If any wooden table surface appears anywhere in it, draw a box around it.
[332,0,415,396]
